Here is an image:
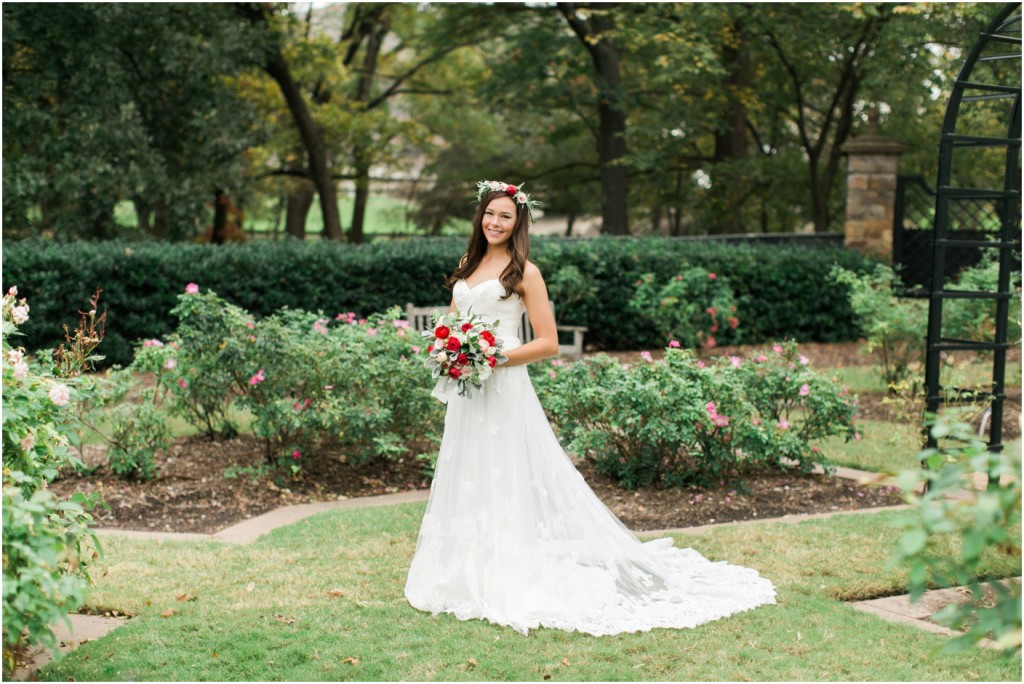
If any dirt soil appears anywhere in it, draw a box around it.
[52,435,905,536]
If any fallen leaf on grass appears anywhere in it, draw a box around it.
[274,614,297,624]
[561,658,571,667]
[342,657,359,665]
[246,582,255,592]
[211,652,218,658]
[161,609,177,618]
[324,589,345,598]
[175,592,192,602]
[543,675,551,681]
[467,658,478,667]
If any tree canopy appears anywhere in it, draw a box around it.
[1,2,1001,241]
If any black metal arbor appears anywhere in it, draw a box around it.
[924,2,1022,473]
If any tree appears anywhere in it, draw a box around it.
[557,3,630,235]
[3,3,263,241]
[235,2,344,240]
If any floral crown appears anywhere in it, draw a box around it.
[475,180,541,221]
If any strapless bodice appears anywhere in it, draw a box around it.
[453,279,525,349]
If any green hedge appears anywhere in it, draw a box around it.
[2,237,878,366]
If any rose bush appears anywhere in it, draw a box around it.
[542,343,856,489]
[629,268,739,350]
[2,288,104,674]
[100,288,444,481]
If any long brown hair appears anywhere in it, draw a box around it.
[446,189,531,299]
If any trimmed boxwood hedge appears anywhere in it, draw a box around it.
[2,237,878,366]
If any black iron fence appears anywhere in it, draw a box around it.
[892,174,1017,293]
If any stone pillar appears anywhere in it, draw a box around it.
[840,109,906,261]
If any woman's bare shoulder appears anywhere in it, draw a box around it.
[523,260,544,280]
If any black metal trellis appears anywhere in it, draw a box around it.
[893,175,1018,292]
[925,2,1022,482]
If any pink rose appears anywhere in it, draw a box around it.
[799,384,810,396]
[640,351,653,363]
[548,370,557,379]
[48,383,71,406]
[799,354,810,365]
[708,273,717,280]
[185,283,200,294]
[164,358,177,370]
[776,419,790,430]
[249,369,266,385]
[668,340,680,348]
[730,356,741,368]
[772,345,783,353]
[178,378,188,389]
[292,449,301,460]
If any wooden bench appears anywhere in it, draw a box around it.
[405,302,588,360]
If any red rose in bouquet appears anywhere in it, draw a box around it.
[422,308,509,399]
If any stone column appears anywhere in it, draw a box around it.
[840,110,906,261]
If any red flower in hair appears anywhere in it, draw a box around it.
[506,185,518,196]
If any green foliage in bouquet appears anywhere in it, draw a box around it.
[2,289,104,675]
[543,343,857,489]
[892,418,1021,655]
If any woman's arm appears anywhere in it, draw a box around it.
[500,262,559,367]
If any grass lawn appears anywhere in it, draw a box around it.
[829,362,1021,396]
[40,505,1021,681]
[112,196,473,239]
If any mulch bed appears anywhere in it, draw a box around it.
[52,434,906,536]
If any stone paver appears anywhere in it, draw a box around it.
[10,614,127,681]
[93,488,431,545]
[849,579,1021,648]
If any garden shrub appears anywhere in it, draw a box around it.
[833,259,1023,392]
[830,264,927,388]
[1,288,104,674]
[3,237,877,366]
[542,342,856,489]
[893,418,1021,655]
[110,286,444,478]
[628,267,739,349]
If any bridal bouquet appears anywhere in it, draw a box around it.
[422,308,507,401]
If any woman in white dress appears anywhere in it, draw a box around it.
[404,181,776,636]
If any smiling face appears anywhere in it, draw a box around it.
[481,195,518,249]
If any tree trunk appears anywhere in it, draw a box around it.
[134,197,152,235]
[211,189,228,245]
[286,184,315,240]
[236,4,344,240]
[559,3,630,235]
[348,7,389,244]
[350,159,370,244]
[565,210,576,237]
[712,17,752,234]
[153,198,168,240]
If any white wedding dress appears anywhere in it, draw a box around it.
[404,279,776,636]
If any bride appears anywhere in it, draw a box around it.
[404,181,776,636]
